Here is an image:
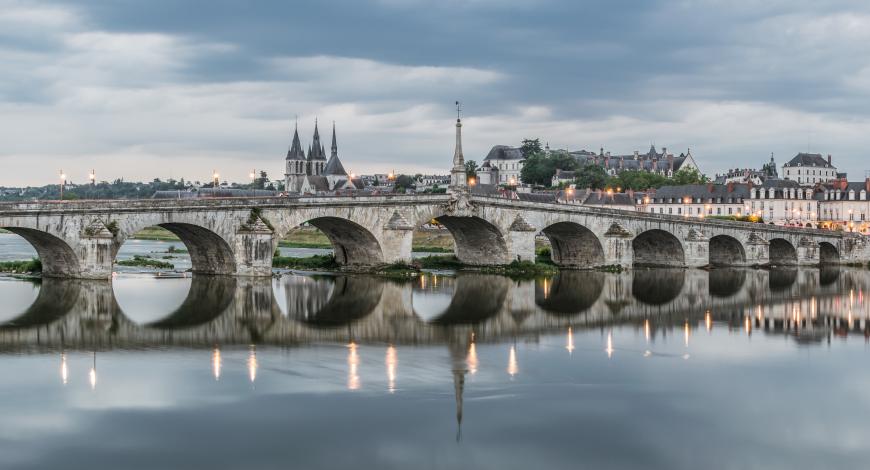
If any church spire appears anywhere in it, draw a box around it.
[286,121,305,161]
[331,121,338,158]
[450,101,467,190]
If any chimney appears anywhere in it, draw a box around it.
[634,150,639,159]
[652,160,658,171]
[707,183,714,193]
[667,153,674,172]
[727,182,734,193]
[619,156,624,170]
[827,154,832,165]
[866,177,870,193]
[605,157,609,168]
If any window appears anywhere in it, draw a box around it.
[668,208,673,214]
[717,208,721,215]
[728,208,733,215]
[677,208,682,215]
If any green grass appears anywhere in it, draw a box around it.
[130,226,180,241]
[272,254,339,270]
[117,255,174,269]
[0,258,41,274]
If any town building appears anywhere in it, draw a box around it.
[817,179,870,233]
[476,160,499,185]
[574,145,701,178]
[747,179,818,226]
[284,121,362,195]
[482,145,523,185]
[781,153,838,186]
[638,183,748,218]
[714,154,779,185]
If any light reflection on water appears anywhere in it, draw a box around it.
[0,268,869,469]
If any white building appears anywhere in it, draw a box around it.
[782,153,838,187]
[748,179,818,227]
[482,145,524,185]
[638,183,749,218]
[818,180,870,233]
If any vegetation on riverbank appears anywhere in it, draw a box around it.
[0,258,41,274]
[117,255,174,269]
[273,254,339,270]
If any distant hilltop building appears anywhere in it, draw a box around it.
[574,145,700,177]
[782,153,839,186]
[481,143,701,186]
[284,121,362,195]
[714,153,779,185]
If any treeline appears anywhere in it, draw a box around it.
[0,174,276,201]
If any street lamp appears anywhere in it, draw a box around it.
[249,169,257,182]
[212,170,220,197]
[89,169,96,186]
[59,170,66,200]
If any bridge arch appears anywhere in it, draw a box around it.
[117,223,238,275]
[282,217,384,266]
[435,216,510,265]
[632,229,685,267]
[540,222,604,268]
[768,238,798,266]
[1,227,81,277]
[819,242,839,265]
[709,235,746,266]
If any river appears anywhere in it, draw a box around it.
[0,234,868,469]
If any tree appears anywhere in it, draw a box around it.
[465,160,479,179]
[671,167,708,185]
[520,150,578,187]
[574,165,608,190]
[520,138,543,157]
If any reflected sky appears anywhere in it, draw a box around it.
[1,268,870,469]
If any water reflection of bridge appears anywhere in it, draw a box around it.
[1,268,868,351]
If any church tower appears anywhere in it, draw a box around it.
[307,120,327,175]
[285,122,306,193]
[449,101,467,191]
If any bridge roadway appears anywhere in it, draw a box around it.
[0,192,865,279]
[0,268,865,352]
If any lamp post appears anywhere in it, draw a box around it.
[59,170,66,200]
[212,170,220,198]
[89,169,96,186]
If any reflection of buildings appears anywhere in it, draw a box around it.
[3,269,870,353]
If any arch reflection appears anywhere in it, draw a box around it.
[0,279,81,330]
[768,268,798,292]
[632,269,685,305]
[413,274,510,325]
[535,271,605,316]
[708,269,747,298]
[275,275,384,327]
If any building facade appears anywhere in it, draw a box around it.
[637,183,748,218]
[781,153,838,186]
[284,122,359,195]
[818,179,870,232]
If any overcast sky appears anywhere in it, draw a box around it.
[2,0,870,186]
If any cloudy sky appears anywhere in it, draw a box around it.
[2,0,870,186]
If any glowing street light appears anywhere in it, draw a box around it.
[89,169,96,186]
[59,170,67,200]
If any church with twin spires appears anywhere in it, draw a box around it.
[284,121,360,194]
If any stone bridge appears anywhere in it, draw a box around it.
[0,268,865,352]
[0,193,865,279]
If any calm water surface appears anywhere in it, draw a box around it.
[1,236,869,469]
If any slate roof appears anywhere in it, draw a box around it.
[286,127,305,161]
[582,192,636,207]
[650,184,749,202]
[784,153,832,168]
[484,145,524,161]
[517,192,557,203]
[324,154,347,176]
